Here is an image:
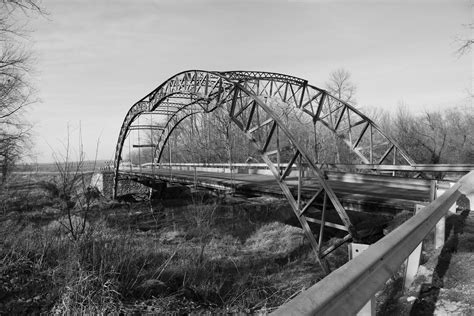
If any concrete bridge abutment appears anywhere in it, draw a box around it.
[91,171,187,201]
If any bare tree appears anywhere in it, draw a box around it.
[324,69,357,163]
[325,68,357,105]
[1,0,42,12]
[456,23,473,56]
[0,128,30,182]
[417,111,448,164]
[390,105,474,166]
[41,125,101,240]
[444,106,474,163]
[0,0,42,181]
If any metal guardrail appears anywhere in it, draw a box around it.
[271,171,474,316]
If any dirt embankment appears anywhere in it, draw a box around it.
[381,197,474,316]
[410,208,474,316]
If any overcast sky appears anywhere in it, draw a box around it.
[23,0,471,163]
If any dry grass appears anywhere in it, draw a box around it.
[0,185,335,314]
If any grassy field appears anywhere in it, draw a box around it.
[13,160,112,173]
[0,172,352,314]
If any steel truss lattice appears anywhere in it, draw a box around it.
[113,70,415,273]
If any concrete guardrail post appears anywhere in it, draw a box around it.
[349,243,376,316]
[459,173,474,211]
[403,204,424,291]
[433,181,458,249]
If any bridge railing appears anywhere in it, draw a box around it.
[118,162,471,189]
[271,170,474,316]
[125,162,298,177]
[120,162,474,175]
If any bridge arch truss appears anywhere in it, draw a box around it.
[113,70,415,272]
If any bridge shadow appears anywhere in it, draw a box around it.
[409,208,470,316]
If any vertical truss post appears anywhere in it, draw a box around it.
[277,126,281,175]
[371,125,376,164]
[298,154,302,210]
[194,165,197,189]
[137,116,142,172]
[150,113,155,175]
[168,135,172,181]
[317,192,327,252]
[128,132,132,173]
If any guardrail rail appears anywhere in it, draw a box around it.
[271,171,474,316]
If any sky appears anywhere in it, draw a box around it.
[17,0,472,163]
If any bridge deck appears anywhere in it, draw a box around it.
[119,168,434,214]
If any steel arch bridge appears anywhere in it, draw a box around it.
[113,70,416,272]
